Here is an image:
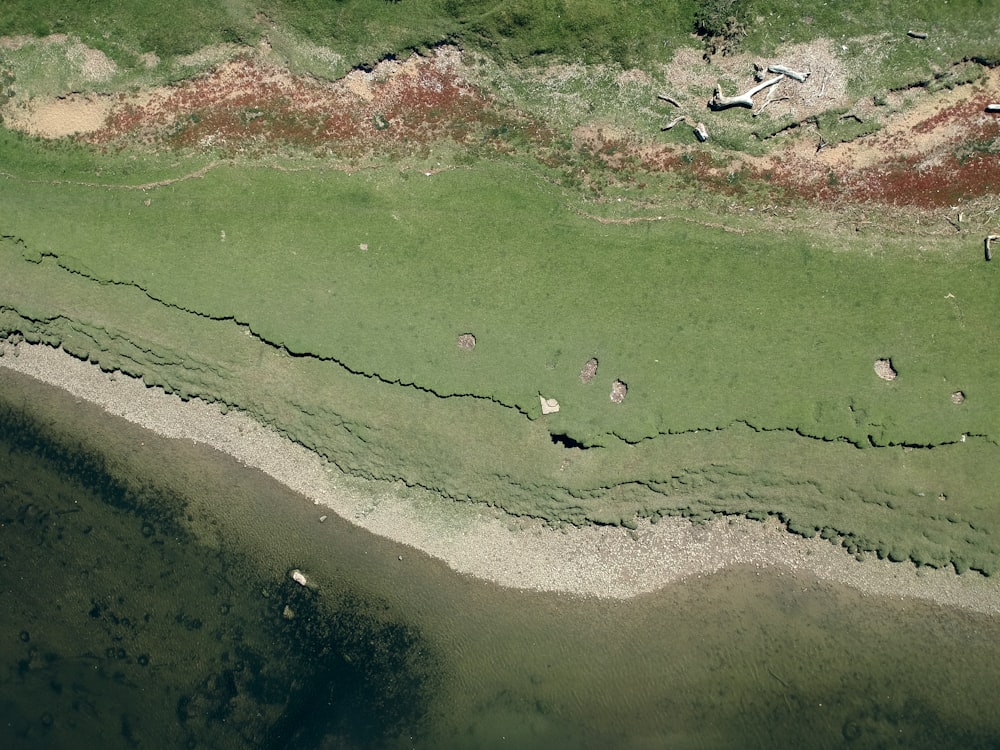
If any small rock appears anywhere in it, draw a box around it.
[290,569,308,586]
[539,395,560,414]
[580,357,598,384]
[610,379,628,403]
[456,333,476,350]
[874,358,897,381]
[319,515,328,522]
[283,605,295,620]
[950,391,965,404]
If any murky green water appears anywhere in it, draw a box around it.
[3,369,1000,749]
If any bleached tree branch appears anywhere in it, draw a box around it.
[710,74,783,110]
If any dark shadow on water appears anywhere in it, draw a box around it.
[0,369,439,750]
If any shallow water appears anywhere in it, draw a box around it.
[2,370,1000,749]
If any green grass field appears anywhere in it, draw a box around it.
[2,1,1000,573]
[3,0,997,77]
[3,136,999,572]
[3,151,998,448]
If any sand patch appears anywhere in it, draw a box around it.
[4,93,114,137]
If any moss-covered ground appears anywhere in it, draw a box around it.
[2,0,999,573]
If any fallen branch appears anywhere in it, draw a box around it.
[987,235,999,261]
[661,115,687,131]
[768,64,810,83]
[752,86,789,117]
[710,74,783,110]
[657,93,681,107]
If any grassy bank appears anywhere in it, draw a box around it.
[2,1,999,574]
[3,144,999,572]
[2,144,997,447]
[3,0,997,76]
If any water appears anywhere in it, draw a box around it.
[3,369,1000,749]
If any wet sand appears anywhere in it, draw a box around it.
[3,341,999,613]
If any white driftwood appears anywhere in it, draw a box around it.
[986,104,1000,113]
[767,64,810,83]
[661,115,687,131]
[657,93,681,107]
[907,30,928,39]
[987,235,999,261]
[710,75,783,110]
[693,122,709,142]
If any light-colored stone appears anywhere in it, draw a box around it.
[539,396,560,414]
[874,358,897,381]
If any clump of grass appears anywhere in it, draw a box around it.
[693,0,752,57]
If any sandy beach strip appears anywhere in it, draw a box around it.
[3,340,1000,613]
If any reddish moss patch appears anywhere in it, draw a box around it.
[88,54,545,158]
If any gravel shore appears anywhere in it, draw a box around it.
[4,341,999,613]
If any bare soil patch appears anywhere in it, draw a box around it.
[4,36,996,211]
[4,93,114,137]
[762,67,1000,208]
[84,46,535,158]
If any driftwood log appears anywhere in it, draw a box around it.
[657,93,681,107]
[693,122,709,141]
[907,30,929,39]
[661,115,687,131]
[710,74,782,110]
[987,235,999,261]
[986,104,1000,113]
[768,64,810,82]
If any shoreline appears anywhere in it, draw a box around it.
[3,341,1000,613]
